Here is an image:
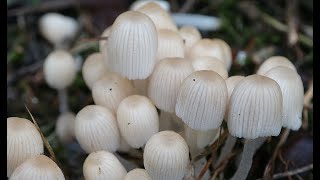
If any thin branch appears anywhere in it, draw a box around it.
[257,164,313,180]
[196,154,214,180]
[210,150,240,180]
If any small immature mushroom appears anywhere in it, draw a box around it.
[74,105,120,153]
[7,117,44,177]
[92,73,135,113]
[107,11,158,80]
[55,112,76,144]
[191,56,228,79]
[257,56,296,75]
[264,67,304,130]
[10,155,65,180]
[124,168,152,180]
[83,151,127,180]
[82,52,109,89]
[117,95,159,148]
[143,131,189,180]
[178,25,202,53]
[175,70,228,130]
[156,29,185,61]
[136,2,177,31]
[130,0,170,12]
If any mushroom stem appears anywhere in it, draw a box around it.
[58,88,69,113]
[214,134,237,168]
[230,137,267,180]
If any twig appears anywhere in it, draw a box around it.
[210,150,240,180]
[302,80,313,129]
[196,155,214,180]
[179,0,197,13]
[257,164,313,180]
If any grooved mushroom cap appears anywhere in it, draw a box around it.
[10,155,65,180]
[257,56,296,75]
[82,53,109,89]
[191,56,228,79]
[143,131,189,180]
[43,50,77,90]
[55,112,76,144]
[227,74,283,139]
[136,2,177,31]
[74,105,120,153]
[83,151,127,180]
[92,73,135,113]
[175,70,228,130]
[179,25,202,53]
[264,67,304,130]
[117,95,159,148]
[107,11,158,80]
[148,57,194,113]
[124,168,152,180]
[7,117,44,177]
[157,29,185,61]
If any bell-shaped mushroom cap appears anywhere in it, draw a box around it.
[83,151,127,180]
[92,73,135,113]
[130,0,170,12]
[143,131,189,180]
[157,29,185,61]
[10,155,64,180]
[82,53,109,89]
[55,112,76,144]
[179,25,202,53]
[226,76,245,101]
[191,56,228,79]
[39,13,78,47]
[74,105,120,153]
[211,38,232,70]
[264,67,304,130]
[107,11,157,80]
[136,2,177,31]
[124,168,152,180]
[148,57,194,113]
[257,56,296,75]
[227,74,283,139]
[176,70,228,130]
[7,117,44,177]
[43,50,77,90]
[117,95,159,148]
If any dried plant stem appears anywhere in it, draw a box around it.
[58,88,69,113]
[214,134,237,168]
[210,150,240,180]
[257,164,313,180]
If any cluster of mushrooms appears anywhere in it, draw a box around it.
[7,1,304,180]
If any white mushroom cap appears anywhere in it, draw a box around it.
[136,2,177,31]
[191,56,228,79]
[143,131,189,180]
[227,74,283,139]
[117,95,159,148]
[264,67,304,130]
[39,13,78,47]
[211,38,232,71]
[82,53,108,89]
[178,25,202,53]
[92,73,135,113]
[157,29,185,61]
[257,56,296,75]
[107,11,158,80]
[7,117,44,177]
[176,70,228,130]
[130,0,170,12]
[74,105,120,153]
[43,50,77,90]
[124,168,152,180]
[148,57,194,113]
[10,155,65,180]
[83,151,127,180]
[55,112,76,144]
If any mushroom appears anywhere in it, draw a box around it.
[178,25,202,53]
[156,29,185,61]
[10,155,65,180]
[55,112,76,144]
[117,95,159,148]
[227,74,283,180]
[124,168,152,180]
[130,0,170,12]
[83,151,127,180]
[74,105,120,153]
[107,11,158,80]
[191,56,228,79]
[257,56,296,75]
[7,117,44,177]
[143,131,189,180]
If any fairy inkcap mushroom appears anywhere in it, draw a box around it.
[143,131,189,180]
[156,29,185,61]
[83,151,127,180]
[74,105,120,153]
[191,56,228,79]
[130,0,170,12]
[7,117,44,177]
[257,56,296,75]
[117,95,159,148]
[10,155,65,180]
[107,11,158,80]
[178,25,202,53]
[124,168,152,180]
[55,112,76,144]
